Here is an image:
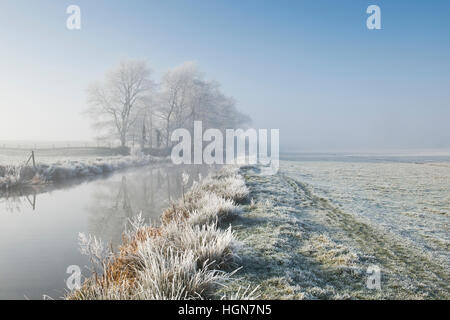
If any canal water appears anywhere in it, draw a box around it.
[0,164,210,299]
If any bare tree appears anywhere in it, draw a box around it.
[86,60,154,148]
[86,60,249,152]
[154,61,250,147]
[155,62,201,147]
[188,79,250,131]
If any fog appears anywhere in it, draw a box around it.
[1,1,449,152]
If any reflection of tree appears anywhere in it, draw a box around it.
[0,164,215,245]
[114,176,133,218]
[85,177,131,247]
[85,165,213,247]
[0,171,117,213]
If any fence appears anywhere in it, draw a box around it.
[0,141,123,150]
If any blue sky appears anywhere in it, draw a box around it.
[0,0,449,151]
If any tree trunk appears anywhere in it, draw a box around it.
[166,119,170,147]
[149,114,153,149]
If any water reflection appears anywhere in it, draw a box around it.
[0,192,36,213]
[0,164,214,299]
[0,173,116,213]
[85,165,212,246]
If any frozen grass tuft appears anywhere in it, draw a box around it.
[0,165,37,190]
[221,285,261,300]
[163,191,241,226]
[198,175,249,204]
[66,165,253,300]
[133,246,230,300]
[162,221,237,270]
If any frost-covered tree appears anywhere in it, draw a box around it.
[190,79,250,131]
[155,62,199,146]
[86,60,249,151]
[85,60,154,148]
[155,62,250,147]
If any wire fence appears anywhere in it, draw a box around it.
[0,141,122,150]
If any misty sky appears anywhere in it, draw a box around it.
[0,0,449,151]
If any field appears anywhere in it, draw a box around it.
[222,160,449,299]
[0,147,121,166]
[1,146,448,299]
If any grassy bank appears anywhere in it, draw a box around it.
[65,164,449,300]
[221,166,449,299]
[66,166,256,300]
[0,155,166,191]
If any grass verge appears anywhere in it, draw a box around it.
[66,166,256,300]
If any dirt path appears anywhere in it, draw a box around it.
[223,167,449,299]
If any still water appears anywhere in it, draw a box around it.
[0,164,210,299]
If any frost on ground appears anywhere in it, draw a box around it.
[221,164,449,300]
[0,155,167,191]
[66,166,256,300]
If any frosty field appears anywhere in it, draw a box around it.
[0,148,449,299]
[283,160,449,264]
[0,147,120,166]
[224,157,449,299]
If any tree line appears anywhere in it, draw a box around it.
[85,60,250,150]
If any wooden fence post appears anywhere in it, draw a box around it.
[31,151,36,170]
[26,151,36,171]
